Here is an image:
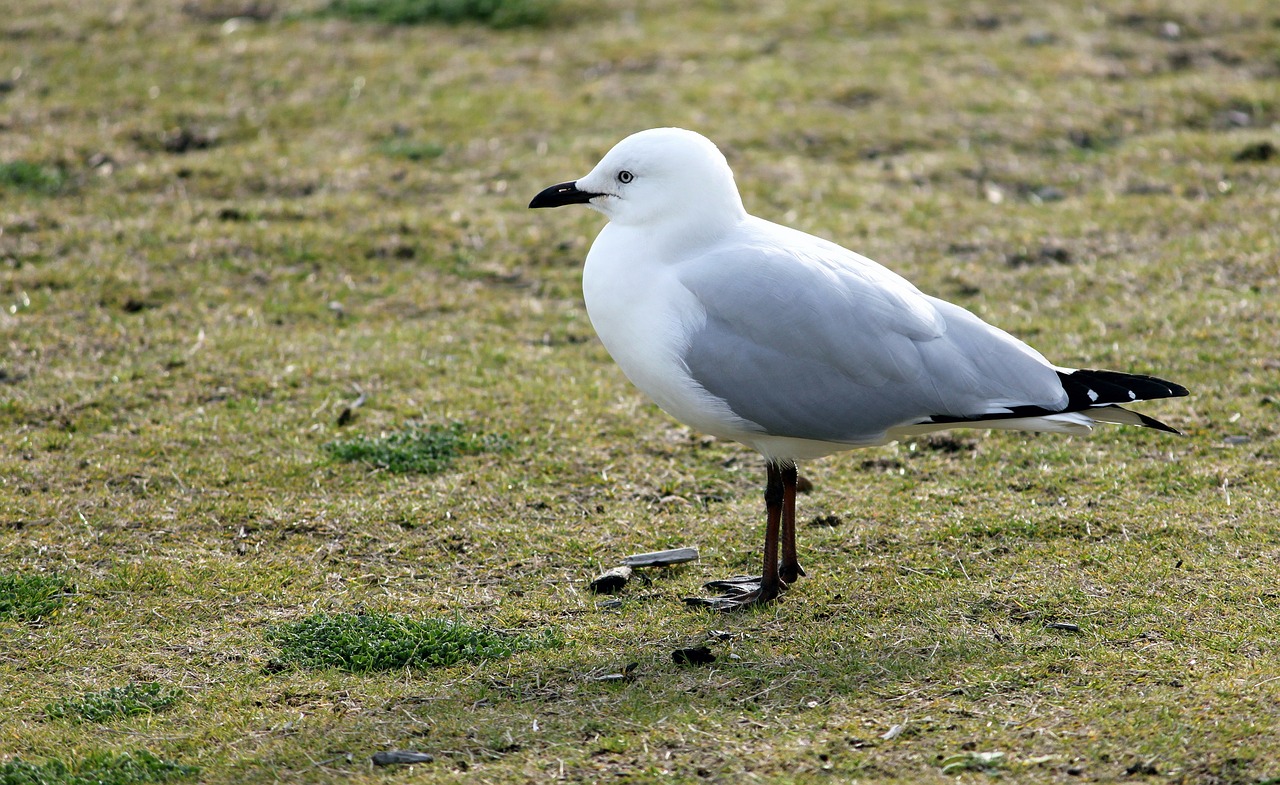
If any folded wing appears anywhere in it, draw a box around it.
[678,221,1077,444]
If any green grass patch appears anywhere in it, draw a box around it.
[45,683,185,723]
[322,421,505,474]
[0,573,73,623]
[0,750,197,785]
[0,161,66,195]
[377,138,446,162]
[321,0,554,28]
[267,613,556,672]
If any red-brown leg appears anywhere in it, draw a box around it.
[756,461,784,600]
[685,462,786,611]
[778,462,806,584]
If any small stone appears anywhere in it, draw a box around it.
[589,566,632,594]
[372,751,434,766]
[1029,186,1066,203]
[1220,110,1252,128]
[1022,31,1057,46]
[672,646,715,665]
[1233,142,1275,163]
[621,547,698,567]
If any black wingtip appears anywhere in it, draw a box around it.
[1059,369,1189,408]
[1131,409,1184,435]
[1054,369,1187,434]
[921,369,1189,433]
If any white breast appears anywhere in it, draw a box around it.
[581,225,755,442]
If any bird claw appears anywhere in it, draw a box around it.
[780,563,806,584]
[685,573,791,611]
[683,588,772,612]
[701,575,762,592]
[702,562,805,592]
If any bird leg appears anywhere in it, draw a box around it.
[685,461,794,611]
[778,461,806,584]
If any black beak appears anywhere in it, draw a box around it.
[529,181,602,209]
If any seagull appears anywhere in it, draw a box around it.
[530,127,1188,611]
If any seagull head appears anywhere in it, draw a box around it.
[530,128,747,231]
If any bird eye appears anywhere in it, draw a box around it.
[617,170,634,184]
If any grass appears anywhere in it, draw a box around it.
[320,0,554,27]
[268,612,558,671]
[0,161,65,195]
[377,137,447,161]
[45,684,185,723]
[1,0,1278,782]
[0,574,73,622]
[0,751,196,785]
[322,422,505,473]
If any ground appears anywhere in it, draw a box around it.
[1,0,1278,782]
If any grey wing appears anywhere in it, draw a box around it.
[678,242,1068,444]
